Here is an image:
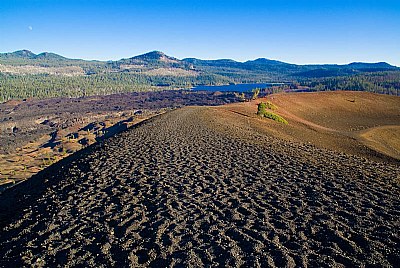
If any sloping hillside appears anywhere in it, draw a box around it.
[222,91,400,162]
[0,102,398,267]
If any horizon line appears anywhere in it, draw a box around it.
[1,49,398,67]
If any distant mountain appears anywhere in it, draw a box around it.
[245,58,293,66]
[0,50,68,60]
[132,51,178,62]
[183,58,242,67]
[0,49,398,79]
[182,56,399,79]
[113,51,186,70]
[117,51,184,68]
[347,62,396,69]
[0,49,37,59]
[292,62,399,78]
[344,62,398,73]
[34,52,67,60]
[0,50,105,70]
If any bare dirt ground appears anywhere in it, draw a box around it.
[0,104,399,267]
[223,91,400,163]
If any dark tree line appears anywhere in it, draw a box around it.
[0,73,231,102]
[303,71,400,96]
[1,70,399,103]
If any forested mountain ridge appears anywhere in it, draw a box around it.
[1,50,398,77]
[0,50,99,65]
[0,50,399,102]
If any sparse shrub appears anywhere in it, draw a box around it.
[240,93,246,102]
[234,92,246,102]
[265,101,277,110]
[257,102,267,116]
[257,102,288,124]
[263,111,288,124]
[252,88,260,100]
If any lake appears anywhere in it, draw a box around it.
[191,83,281,92]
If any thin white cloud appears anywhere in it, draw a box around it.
[28,26,33,31]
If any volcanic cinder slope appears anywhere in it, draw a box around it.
[0,94,399,267]
[224,91,400,162]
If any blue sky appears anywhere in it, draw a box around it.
[1,0,399,65]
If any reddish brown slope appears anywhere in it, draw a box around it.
[218,91,400,162]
